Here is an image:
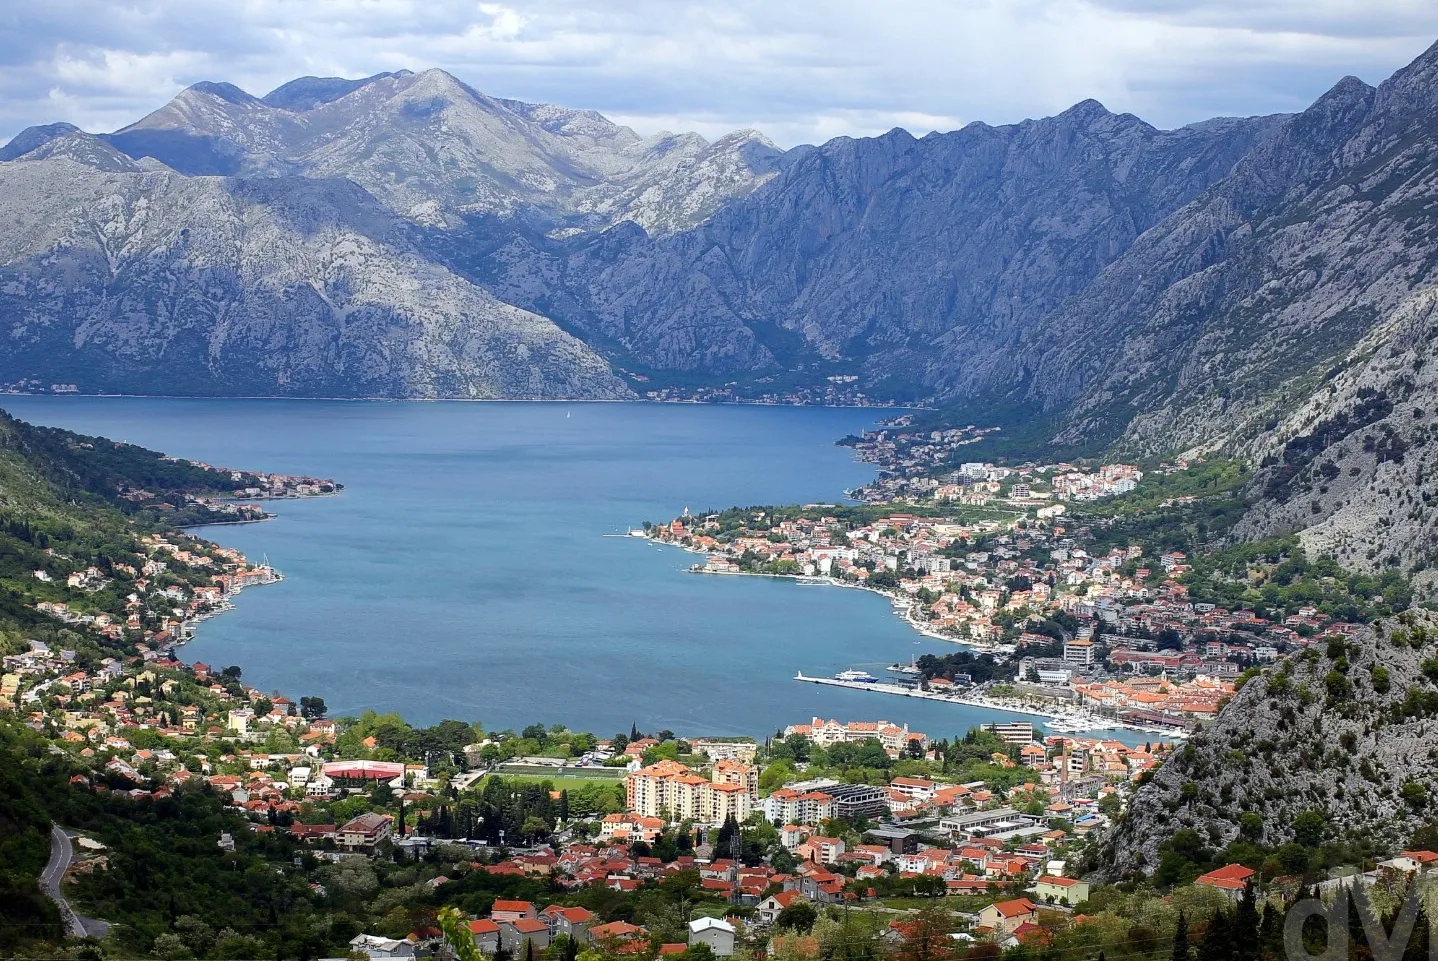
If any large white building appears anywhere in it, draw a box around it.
[783,717,927,757]
[625,760,757,825]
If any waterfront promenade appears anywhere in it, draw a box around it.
[793,672,1189,738]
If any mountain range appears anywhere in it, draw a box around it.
[5,45,1438,590]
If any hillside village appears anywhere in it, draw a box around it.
[7,612,1189,958]
[644,456,1412,733]
[15,619,1438,961]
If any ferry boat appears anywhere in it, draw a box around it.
[834,670,879,683]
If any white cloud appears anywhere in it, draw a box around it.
[1,0,1436,147]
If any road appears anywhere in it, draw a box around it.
[41,824,110,939]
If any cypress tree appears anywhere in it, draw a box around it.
[1199,909,1234,961]
[1234,884,1260,961]
[1173,911,1191,961]
[1257,903,1284,961]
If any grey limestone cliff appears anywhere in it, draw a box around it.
[1097,610,1438,879]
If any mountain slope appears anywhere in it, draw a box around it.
[516,106,1283,384]
[1098,609,1438,878]
[0,160,629,398]
[97,70,781,233]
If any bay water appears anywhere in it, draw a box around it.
[3,397,1142,744]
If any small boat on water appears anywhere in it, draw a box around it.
[834,670,879,683]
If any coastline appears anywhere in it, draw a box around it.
[0,392,918,411]
[794,673,1188,740]
[640,535,1185,740]
[645,535,991,650]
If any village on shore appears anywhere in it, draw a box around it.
[641,452,1384,739]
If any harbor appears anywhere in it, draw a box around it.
[794,670,1190,738]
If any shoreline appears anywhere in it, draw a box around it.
[0,393,923,412]
[646,536,998,651]
[640,537,1188,740]
[793,673,1189,739]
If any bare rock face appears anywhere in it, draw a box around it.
[0,162,627,399]
[538,108,1282,382]
[1235,288,1438,595]
[6,47,1438,595]
[1096,610,1438,879]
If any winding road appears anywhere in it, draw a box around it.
[41,824,109,939]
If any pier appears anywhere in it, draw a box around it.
[793,672,1188,738]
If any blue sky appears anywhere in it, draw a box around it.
[3,0,1437,147]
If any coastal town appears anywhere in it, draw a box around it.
[13,618,1438,961]
[640,456,1402,736]
[0,406,1427,961]
[7,601,1195,958]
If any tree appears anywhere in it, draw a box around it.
[1233,885,1259,961]
[1172,911,1191,961]
[776,900,818,933]
[1292,810,1327,848]
[1197,909,1233,961]
[439,907,485,961]
[892,906,954,961]
[713,816,740,860]
[299,696,327,719]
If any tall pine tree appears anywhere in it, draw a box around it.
[1234,884,1260,961]
[1174,911,1191,961]
[1199,909,1235,961]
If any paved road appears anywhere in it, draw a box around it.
[41,824,110,939]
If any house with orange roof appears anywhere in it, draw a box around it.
[1196,864,1255,898]
[977,898,1039,937]
[467,920,500,954]
[1034,875,1090,905]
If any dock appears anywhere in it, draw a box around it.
[793,672,1188,737]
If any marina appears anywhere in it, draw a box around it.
[794,670,1190,738]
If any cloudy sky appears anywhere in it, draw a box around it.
[3,0,1438,148]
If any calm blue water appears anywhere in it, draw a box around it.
[3,397,1145,744]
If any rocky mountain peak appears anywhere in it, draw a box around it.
[1375,36,1438,117]
[5,129,142,173]
[261,72,404,111]
[182,80,261,106]
[0,122,81,162]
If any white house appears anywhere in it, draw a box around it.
[688,917,736,957]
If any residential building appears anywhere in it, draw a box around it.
[337,812,392,852]
[977,899,1038,937]
[491,900,538,923]
[1063,639,1094,669]
[625,760,756,825]
[1034,876,1090,906]
[1196,864,1255,899]
[499,919,550,953]
[468,921,501,955]
[688,917,736,957]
